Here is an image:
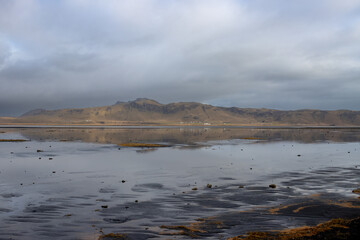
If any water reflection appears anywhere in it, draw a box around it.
[9,127,360,145]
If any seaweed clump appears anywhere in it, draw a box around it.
[352,189,360,194]
[160,225,206,237]
[228,217,360,240]
[98,233,128,240]
[160,218,223,237]
[118,143,171,148]
[0,139,28,142]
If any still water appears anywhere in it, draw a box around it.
[0,127,360,239]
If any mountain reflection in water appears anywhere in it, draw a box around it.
[14,127,360,145]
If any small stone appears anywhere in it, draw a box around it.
[239,185,244,188]
[52,171,56,173]
[269,184,277,188]
[206,184,212,188]
[135,200,138,203]
[192,187,198,191]
[101,205,108,208]
[297,154,301,157]
[37,150,43,152]
[49,158,53,160]
[121,180,126,183]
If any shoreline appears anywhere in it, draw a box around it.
[1,124,360,129]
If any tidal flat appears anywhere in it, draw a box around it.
[0,127,360,239]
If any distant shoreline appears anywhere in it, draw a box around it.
[1,124,360,129]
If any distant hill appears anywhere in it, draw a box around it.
[2,98,360,126]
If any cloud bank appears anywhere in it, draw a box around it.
[1,0,360,116]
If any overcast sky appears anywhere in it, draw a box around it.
[0,0,360,116]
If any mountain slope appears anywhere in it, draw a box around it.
[7,98,360,126]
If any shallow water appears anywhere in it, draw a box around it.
[0,127,360,239]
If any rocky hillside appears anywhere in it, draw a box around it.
[5,98,360,126]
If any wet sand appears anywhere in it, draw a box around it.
[0,127,360,239]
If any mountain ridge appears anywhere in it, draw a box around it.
[2,98,360,126]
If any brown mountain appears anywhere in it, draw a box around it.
[2,98,360,126]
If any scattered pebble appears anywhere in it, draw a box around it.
[101,205,108,208]
[269,184,277,188]
[206,184,212,188]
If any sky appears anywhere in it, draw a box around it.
[0,0,360,116]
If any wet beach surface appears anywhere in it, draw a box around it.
[0,127,360,239]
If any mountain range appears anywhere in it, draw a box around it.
[1,98,360,126]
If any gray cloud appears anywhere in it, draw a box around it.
[0,0,360,116]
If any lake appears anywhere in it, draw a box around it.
[1,127,360,239]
